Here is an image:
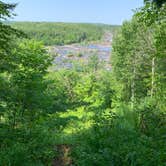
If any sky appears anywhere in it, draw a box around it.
[6,0,144,25]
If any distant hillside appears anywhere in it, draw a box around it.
[10,22,120,46]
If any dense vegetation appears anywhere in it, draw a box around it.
[0,0,165,165]
[10,22,118,46]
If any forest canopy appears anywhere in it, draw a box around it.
[10,22,119,45]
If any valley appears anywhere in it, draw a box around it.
[48,32,113,70]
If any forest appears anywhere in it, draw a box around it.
[0,0,165,166]
[10,22,118,46]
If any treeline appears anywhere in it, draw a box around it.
[112,0,166,110]
[10,22,118,45]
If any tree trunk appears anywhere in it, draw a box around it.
[151,57,155,97]
[131,64,136,109]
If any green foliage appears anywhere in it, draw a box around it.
[0,125,55,166]
[0,1,23,72]
[71,103,165,166]
[0,0,165,165]
[10,22,115,46]
[74,71,114,109]
[76,52,83,57]
[144,0,166,8]
[137,1,166,25]
[0,1,16,19]
[0,3,56,164]
[0,40,52,127]
[112,14,166,104]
